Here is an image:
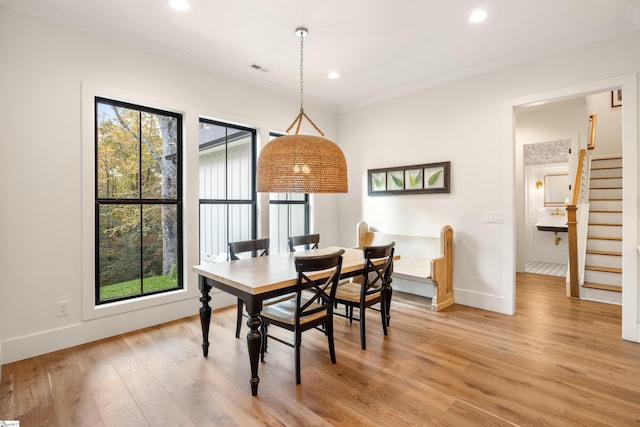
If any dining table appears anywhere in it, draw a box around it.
[192,246,388,396]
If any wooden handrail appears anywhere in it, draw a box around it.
[571,149,586,206]
[587,114,597,150]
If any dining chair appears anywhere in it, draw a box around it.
[334,242,395,350]
[228,238,270,339]
[288,233,320,252]
[259,249,344,384]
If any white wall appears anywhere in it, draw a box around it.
[586,91,624,156]
[0,8,341,364]
[337,30,640,325]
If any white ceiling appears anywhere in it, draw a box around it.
[4,0,640,110]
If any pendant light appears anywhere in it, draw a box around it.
[257,27,348,193]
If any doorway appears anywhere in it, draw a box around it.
[505,74,638,342]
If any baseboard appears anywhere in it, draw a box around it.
[454,288,512,314]
[1,292,235,365]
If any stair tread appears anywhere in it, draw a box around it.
[590,210,622,213]
[587,236,622,241]
[589,186,622,189]
[588,222,622,226]
[590,176,622,180]
[585,265,622,273]
[583,282,622,292]
[586,249,622,256]
[592,156,622,160]
[589,198,622,201]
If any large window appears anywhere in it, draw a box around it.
[199,119,256,263]
[268,132,310,254]
[95,97,183,304]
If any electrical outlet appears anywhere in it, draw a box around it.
[56,301,70,317]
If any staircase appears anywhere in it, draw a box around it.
[583,156,622,304]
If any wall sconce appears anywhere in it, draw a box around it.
[535,180,543,190]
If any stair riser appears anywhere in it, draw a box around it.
[590,178,622,188]
[586,238,622,252]
[591,157,622,169]
[589,188,622,199]
[584,270,622,286]
[583,288,622,305]
[589,200,622,211]
[589,211,622,223]
[590,167,622,178]
[588,225,622,238]
[585,254,622,269]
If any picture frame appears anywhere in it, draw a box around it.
[368,161,450,195]
[611,89,622,108]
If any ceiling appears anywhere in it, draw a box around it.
[4,0,640,110]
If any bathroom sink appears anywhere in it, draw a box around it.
[536,207,568,232]
[535,224,568,232]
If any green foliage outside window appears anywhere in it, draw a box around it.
[96,98,181,303]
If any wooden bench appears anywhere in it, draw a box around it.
[356,221,454,311]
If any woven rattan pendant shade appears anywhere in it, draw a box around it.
[257,134,348,193]
[256,26,348,193]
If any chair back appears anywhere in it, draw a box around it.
[288,233,320,252]
[361,242,395,299]
[228,238,269,260]
[293,249,344,321]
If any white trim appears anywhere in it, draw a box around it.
[505,74,638,342]
[81,81,201,321]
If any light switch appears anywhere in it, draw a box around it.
[483,211,505,223]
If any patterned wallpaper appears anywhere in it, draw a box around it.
[523,139,570,165]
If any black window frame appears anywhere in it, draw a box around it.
[198,118,258,256]
[94,96,183,305]
[268,132,310,247]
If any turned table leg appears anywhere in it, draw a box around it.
[198,276,212,357]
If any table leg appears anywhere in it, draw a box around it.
[245,302,262,396]
[198,276,212,357]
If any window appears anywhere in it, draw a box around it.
[199,119,256,263]
[268,132,310,254]
[95,97,183,304]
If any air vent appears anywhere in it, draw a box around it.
[250,64,268,72]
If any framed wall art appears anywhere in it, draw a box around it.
[368,161,450,195]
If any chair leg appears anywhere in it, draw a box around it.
[295,329,302,384]
[380,299,388,336]
[260,322,268,362]
[327,320,336,364]
[360,305,367,350]
[386,288,392,326]
[235,298,244,338]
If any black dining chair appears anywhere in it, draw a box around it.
[334,242,395,350]
[228,238,270,339]
[259,249,344,384]
[288,233,320,252]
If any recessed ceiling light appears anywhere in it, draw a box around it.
[168,0,190,12]
[328,71,340,79]
[469,9,487,23]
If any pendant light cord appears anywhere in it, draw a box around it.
[299,29,304,113]
[286,27,324,137]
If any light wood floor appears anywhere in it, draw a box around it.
[1,273,639,426]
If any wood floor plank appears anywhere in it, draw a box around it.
[2,273,640,426]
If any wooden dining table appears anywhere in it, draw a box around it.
[192,246,383,396]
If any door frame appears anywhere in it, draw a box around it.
[503,74,638,342]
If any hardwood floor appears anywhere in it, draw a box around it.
[1,273,639,426]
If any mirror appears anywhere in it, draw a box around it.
[544,174,569,207]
